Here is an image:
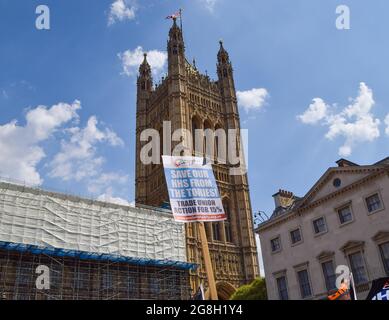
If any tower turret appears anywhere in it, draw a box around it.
[217,41,237,114]
[167,18,185,76]
[217,40,257,282]
[135,53,152,205]
[137,53,153,93]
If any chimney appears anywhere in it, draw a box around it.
[336,159,358,167]
[273,189,295,209]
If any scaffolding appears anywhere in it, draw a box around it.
[0,181,196,300]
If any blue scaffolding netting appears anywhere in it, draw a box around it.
[0,241,197,271]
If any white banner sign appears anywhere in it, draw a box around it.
[162,156,226,223]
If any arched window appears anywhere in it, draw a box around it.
[224,200,233,243]
[214,125,226,164]
[202,223,209,241]
[212,222,221,241]
[203,121,214,158]
[192,117,201,154]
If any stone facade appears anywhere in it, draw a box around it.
[135,18,259,298]
[256,158,389,300]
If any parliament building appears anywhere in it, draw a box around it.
[135,18,259,299]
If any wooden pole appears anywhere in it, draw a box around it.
[198,222,218,300]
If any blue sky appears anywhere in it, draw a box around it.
[1,0,389,217]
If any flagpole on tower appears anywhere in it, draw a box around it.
[179,8,183,34]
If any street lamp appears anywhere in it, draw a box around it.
[254,210,269,226]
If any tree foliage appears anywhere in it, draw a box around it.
[230,277,267,300]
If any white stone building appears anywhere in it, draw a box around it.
[256,158,389,300]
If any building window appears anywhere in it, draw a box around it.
[223,202,233,243]
[212,222,221,241]
[379,242,389,276]
[338,205,353,224]
[321,261,336,291]
[333,178,341,188]
[276,276,289,300]
[365,193,383,213]
[297,269,312,298]
[290,228,302,244]
[271,237,281,253]
[225,222,232,243]
[313,217,327,234]
[348,252,368,285]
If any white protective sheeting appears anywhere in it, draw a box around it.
[0,182,187,263]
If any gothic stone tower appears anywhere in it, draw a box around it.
[135,18,259,298]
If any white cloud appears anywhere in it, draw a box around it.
[237,88,269,112]
[49,116,123,183]
[385,114,389,136]
[297,98,328,124]
[0,101,80,186]
[118,46,167,79]
[108,0,136,25]
[199,0,219,12]
[97,187,132,206]
[298,82,381,157]
[0,100,127,204]
[87,172,129,194]
[48,116,128,202]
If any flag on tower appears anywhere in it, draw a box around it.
[166,9,181,20]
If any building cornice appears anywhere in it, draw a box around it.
[256,166,388,233]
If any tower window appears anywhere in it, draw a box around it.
[212,223,221,241]
[224,202,233,243]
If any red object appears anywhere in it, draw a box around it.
[166,10,181,19]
